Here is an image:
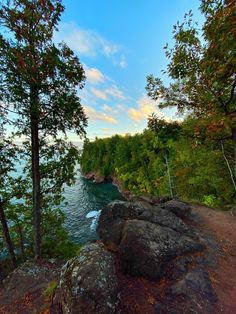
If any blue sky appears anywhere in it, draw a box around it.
[55,0,204,141]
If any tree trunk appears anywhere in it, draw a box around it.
[0,199,17,269]
[232,127,236,180]
[16,221,25,259]
[30,87,41,259]
[164,153,174,198]
[221,140,236,193]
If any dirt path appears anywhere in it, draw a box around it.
[191,204,236,314]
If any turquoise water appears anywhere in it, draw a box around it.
[61,167,123,244]
[8,163,123,245]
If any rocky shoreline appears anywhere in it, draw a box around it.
[82,171,131,198]
[0,197,221,313]
[52,198,218,313]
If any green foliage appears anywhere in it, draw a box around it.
[43,280,58,298]
[202,195,217,208]
[146,0,236,192]
[0,0,87,261]
[81,118,236,205]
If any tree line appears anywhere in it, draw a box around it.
[81,0,236,208]
[81,116,235,207]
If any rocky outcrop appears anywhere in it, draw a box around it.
[83,172,105,183]
[0,260,63,314]
[119,219,204,279]
[53,243,120,314]
[53,199,217,313]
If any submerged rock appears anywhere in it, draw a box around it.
[53,243,120,314]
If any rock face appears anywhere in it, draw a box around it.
[0,260,63,314]
[53,243,120,314]
[119,219,204,279]
[98,200,203,279]
[53,198,217,313]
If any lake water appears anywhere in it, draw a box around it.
[8,163,123,245]
[61,167,123,244]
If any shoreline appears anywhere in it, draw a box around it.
[81,171,130,199]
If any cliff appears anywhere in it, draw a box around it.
[1,199,236,313]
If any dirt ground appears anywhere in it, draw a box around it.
[191,204,236,314]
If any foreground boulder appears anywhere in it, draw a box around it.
[0,260,63,314]
[119,219,204,279]
[97,200,204,280]
[53,243,120,314]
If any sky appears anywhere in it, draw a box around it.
[10,0,205,143]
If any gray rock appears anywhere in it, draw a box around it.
[119,220,205,279]
[97,200,195,252]
[53,243,120,314]
[171,268,217,301]
[0,260,63,313]
[137,206,191,235]
[97,200,145,250]
[161,199,191,218]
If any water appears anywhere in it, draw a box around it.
[7,162,123,245]
[61,168,123,244]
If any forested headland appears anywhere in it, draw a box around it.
[81,116,236,208]
[81,0,236,209]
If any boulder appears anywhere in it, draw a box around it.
[0,260,63,314]
[161,199,191,218]
[53,243,120,314]
[171,268,215,298]
[137,206,191,235]
[119,220,205,279]
[97,200,144,251]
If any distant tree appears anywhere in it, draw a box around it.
[0,0,87,259]
[148,114,181,197]
[146,0,236,191]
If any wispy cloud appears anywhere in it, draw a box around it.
[116,104,126,111]
[85,67,105,84]
[102,104,119,114]
[91,85,126,101]
[85,106,117,124]
[128,95,170,122]
[119,55,128,69]
[91,88,108,100]
[55,22,119,57]
[106,85,126,100]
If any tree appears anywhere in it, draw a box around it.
[148,114,181,197]
[0,0,87,259]
[0,137,21,268]
[146,0,236,190]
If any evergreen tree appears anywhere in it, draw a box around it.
[0,0,87,259]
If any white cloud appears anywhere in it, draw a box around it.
[55,22,119,57]
[85,106,117,124]
[85,67,105,84]
[91,85,125,101]
[102,104,119,114]
[102,104,113,112]
[119,55,128,69]
[106,85,126,100]
[128,95,170,122]
[91,88,108,100]
[116,104,126,111]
